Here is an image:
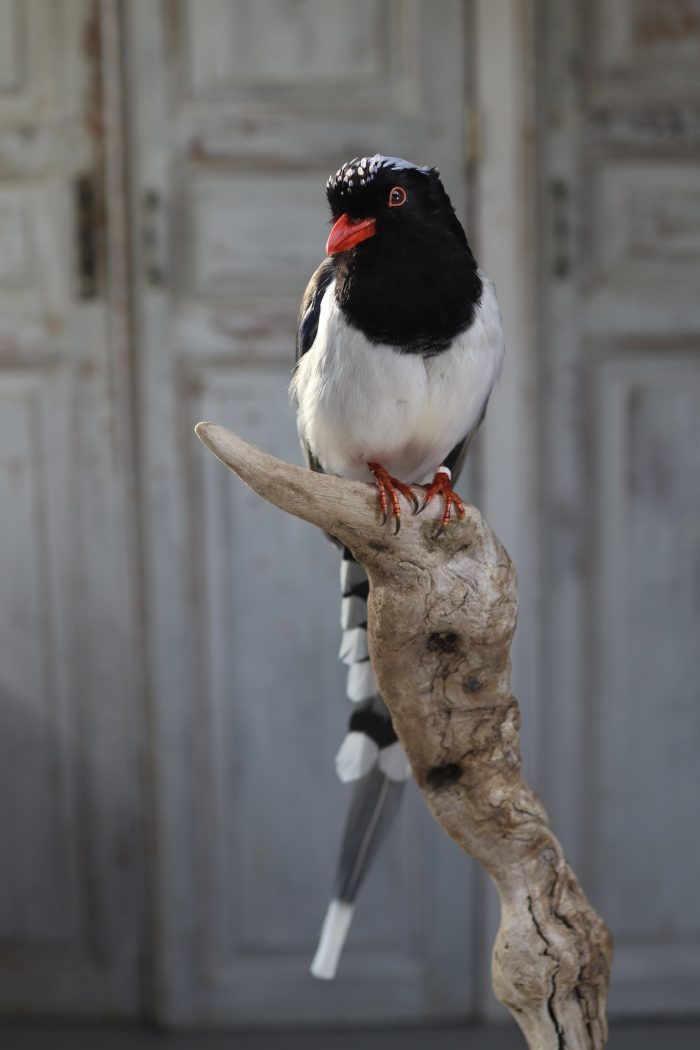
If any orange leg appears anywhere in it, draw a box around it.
[367,462,419,534]
[418,466,466,533]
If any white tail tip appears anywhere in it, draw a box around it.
[378,740,411,782]
[334,732,379,783]
[346,660,378,702]
[310,899,354,980]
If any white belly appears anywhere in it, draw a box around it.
[291,277,504,484]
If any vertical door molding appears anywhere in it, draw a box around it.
[538,0,700,1017]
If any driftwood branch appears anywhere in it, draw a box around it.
[195,421,613,1050]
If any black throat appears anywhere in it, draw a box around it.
[332,226,483,357]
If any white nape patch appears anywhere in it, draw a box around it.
[378,741,411,782]
[340,593,366,630]
[311,899,354,980]
[346,660,378,702]
[329,154,431,193]
[335,732,379,783]
[291,275,505,484]
[338,626,369,665]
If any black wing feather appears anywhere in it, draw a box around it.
[294,258,335,474]
[296,257,335,363]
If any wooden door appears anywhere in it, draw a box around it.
[0,0,142,1015]
[126,0,478,1025]
[539,0,700,1016]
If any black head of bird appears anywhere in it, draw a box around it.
[324,154,482,351]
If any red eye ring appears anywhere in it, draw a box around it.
[388,186,407,207]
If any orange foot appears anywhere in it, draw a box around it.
[418,466,466,534]
[368,462,419,534]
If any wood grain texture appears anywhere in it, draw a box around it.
[195,422,613,1049]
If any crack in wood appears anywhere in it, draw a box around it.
[527,894,565,1049]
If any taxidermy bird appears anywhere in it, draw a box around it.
[290,154,504,979]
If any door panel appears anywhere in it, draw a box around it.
[0,0,142,1015]
[539,0,700,1015]
[127,0,476,1024]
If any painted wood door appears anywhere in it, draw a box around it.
[539,0,700,1016]
[0,0,142,1015]
[125,0,478,1026]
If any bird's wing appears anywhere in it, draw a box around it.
[296,256,335,364]
[294,257,335,472]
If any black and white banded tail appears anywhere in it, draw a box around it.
[310,549,410,980]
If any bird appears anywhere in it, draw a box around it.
[290,153,504,980]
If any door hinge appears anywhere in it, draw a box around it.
[142,189,167,288]
[549,177,571,279]
[74,173,99,300]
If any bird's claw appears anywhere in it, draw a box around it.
[368,462,416,533]
[379,509,402,534]
[417,469,466,530]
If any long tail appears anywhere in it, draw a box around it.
[310,549,410,980]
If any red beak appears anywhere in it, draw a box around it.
[326,213,376,256]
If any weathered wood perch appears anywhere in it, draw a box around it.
[195,421,613,1050]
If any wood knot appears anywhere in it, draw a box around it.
[425,763,462,789]
[427,631,460,653]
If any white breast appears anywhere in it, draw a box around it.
[290,276,504,484]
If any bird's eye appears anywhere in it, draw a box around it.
[388,186,407,207]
